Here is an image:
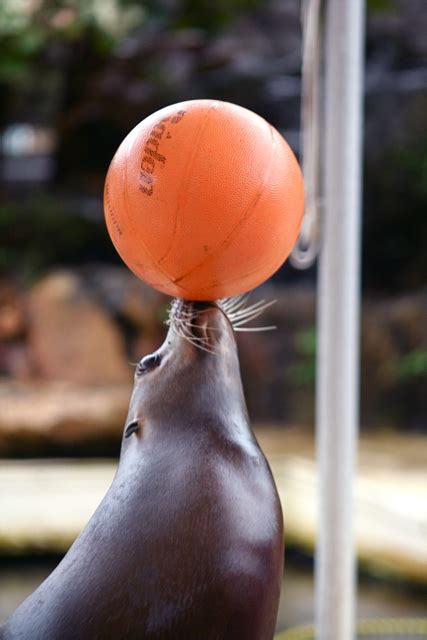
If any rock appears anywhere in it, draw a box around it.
[0,281,26,341]
[0,342,32,380]
[77,265,169,364]
[79,265,167,333]
[0,381,130,455]
[0,281,32,379]
[28,271,132,385]
[388,292,427,349]
[1,272,425,435]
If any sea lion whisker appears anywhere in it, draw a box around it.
[179,324,217,354]
[166,304,213,328]
[173,316,205,338]
[172,324,190,344]
[229,314,263,327]
[169,308,214,340]
[222,303,263,322]
[228,298,268,313]
[217,299,237,313]
[179,320,222,332]
[227,298,276,319]
[185,307,218,317]
[234,325,277,332]
[217,294,240,309]
[231,312,270,327]
[231,309,276,327]
[224,292,250,306]
[174,310,208,321]
[227,302,276,326]
[181,331,212,346]
[182,333,216,354]
[178,322,214,348]
[227,306,267,322]
[172,323,216,354]
[218,298,247,315]
[219,294,251,314]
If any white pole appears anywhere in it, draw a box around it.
[315,1,365,639]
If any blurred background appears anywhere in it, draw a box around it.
[0,0,426,633]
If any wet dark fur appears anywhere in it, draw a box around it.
[1,300,283,640]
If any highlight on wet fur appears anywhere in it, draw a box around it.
[166,295,277,354]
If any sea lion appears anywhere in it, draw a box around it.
[1,299,284,640]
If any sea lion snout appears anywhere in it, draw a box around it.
[187,304,235,351]
[167,298,236,355]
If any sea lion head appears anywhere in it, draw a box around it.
[122,296,272,440]
[123,299,242,439]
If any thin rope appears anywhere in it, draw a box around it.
[290,0,322,270]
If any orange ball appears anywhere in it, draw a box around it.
[104,99,304,300]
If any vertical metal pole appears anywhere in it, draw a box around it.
[315,1,365,639]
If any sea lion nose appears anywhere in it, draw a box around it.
[174,299,223,331]
[167,298,231,353]
[194,306,233,352]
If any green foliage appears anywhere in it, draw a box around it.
[295,327,316,358]
[0,193,112,282]
[0,0,147,83]
[363,135,427,292]
[171,0,262,31]
[288,327,316,386]
[0,0,425,298]
[367,0,396,12]
[0,0,260,84]
[398,349,427,380]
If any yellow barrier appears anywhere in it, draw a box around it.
[274,618,427,640]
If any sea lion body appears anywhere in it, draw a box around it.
[1,302,283,640]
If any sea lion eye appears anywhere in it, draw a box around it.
[136,352,161,375]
